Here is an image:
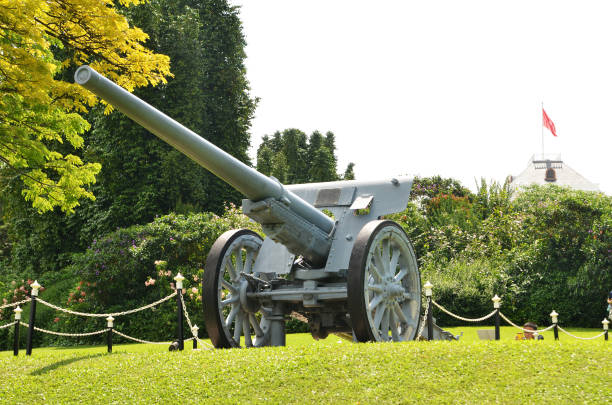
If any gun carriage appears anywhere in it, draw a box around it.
[75,66,422,347]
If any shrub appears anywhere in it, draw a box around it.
[50,206,260,344]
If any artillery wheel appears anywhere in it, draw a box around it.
[347,220,421,342]
[203,229,268,348]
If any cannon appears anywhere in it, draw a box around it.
[75,66,423,347]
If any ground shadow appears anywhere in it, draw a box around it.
[30,352,125,376]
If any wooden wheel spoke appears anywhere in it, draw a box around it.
[235,249,244,274]
[233,312,243,342]
[226,261,238,281]
[390,310,400,341]
[368,294,384,311]
[393,268,407,282]
[243,250,254,274]
[368,256,384,281]
[221,279,237,292]
[243,317,252,347]
[393,302,409,324]
[389,248,400,275]
[225,305,239,327]
[220,295,238,307]
[380,306,390,341]
[381,239,391,274]
[249,314,264,337]
[367,284,384,293]
[373,306,386,330]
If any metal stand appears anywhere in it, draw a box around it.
[107,328,113,353]
[269,303,286,347]
[426,296,433,341]
[553,324,559,341]
[494,309,500,341]
[13,320,20,356]
[26,296,37,356]
[177,292,184,351]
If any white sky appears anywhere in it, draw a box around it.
[230,1,612,194]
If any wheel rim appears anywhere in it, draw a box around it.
[349,221,421,342]
[203,230,267,348]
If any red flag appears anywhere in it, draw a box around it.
[542,108,557,137]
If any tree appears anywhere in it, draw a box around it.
[256,129,345,184]
[0,0,256,275]
[342,162,355,180]
[0,0,171,213]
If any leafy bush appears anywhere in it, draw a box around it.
[42,206,259,344]
[394,183,612,328]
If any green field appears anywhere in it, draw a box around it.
[1,327,610,404]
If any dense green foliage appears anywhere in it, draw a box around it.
[0,0,256,276]
[392,180,612,327]
[256,129,354,183]
[1,332,610,404]
[0,207,258,348]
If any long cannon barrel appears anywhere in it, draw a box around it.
[74,66,334,237]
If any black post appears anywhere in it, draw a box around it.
[26,296,37,356]
[107,328,113,353]
[605,330,608,341]
[176,291,184,351]
[13,320,20,356]
[426,296,433,341]
[553,324,559,341]
[494,309,500,341]
[193,336,197,350]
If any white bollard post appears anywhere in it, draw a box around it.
[26,280,42,355]
[424,281,433,341]
[13,306,22,356]
[174,273,185,350]
[192,324,199,349]
[492,295,501,340]
[106,315,114,353]
[550,310,559,340]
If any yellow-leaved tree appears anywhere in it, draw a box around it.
[0,0,171,213]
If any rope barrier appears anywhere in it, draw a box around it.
[557,325,607,340]
[19,321,107,337]
[432,300,497,322]
[0,298,31,310]
[0,321,17,330]
[415,298,430,340]
[498,312,555,333]
[36,292,177,318]
[178,293,214,349]
[112,329,172,345]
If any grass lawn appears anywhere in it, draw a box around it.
[1,326,610,404]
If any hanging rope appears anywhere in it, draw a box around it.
[19,322,107,337]
[432,300,497,322]
[556,325,607,340]
[178,293,214,349]
[112,329,173,345]
[36,292,177,318]
[0,298,31,310]
[498,312,555,333]
[0,321,17,330]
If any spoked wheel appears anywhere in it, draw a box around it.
[348,220,421,342]
[203,229,268,348]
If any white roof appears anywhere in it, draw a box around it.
[510,156,599,192]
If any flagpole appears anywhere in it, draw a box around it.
[541,102,544,159]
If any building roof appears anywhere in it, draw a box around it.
[509,155,600,192]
